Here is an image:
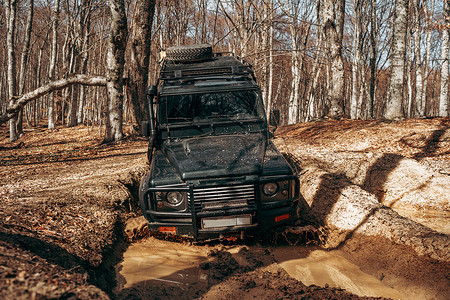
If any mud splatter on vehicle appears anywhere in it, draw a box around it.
[139,45,300,240]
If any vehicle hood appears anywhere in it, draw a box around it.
[162,134,266,180]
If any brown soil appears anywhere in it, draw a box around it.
[1,118,449,299]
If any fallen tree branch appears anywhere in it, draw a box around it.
[0,74,107,125]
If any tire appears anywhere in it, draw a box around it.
[166,44,213,63]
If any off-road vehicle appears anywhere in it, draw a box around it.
[140,44,300,240]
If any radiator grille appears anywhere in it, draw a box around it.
[190,184,256,212]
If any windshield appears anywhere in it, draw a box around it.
[159,90,265,125]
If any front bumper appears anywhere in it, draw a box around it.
[146,204,297,240]
[139,177,300,240]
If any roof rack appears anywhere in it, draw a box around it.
[160,65,254,80]
[160,53,255,81]
[213,52,253,68]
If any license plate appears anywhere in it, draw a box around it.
[202,214,252,229]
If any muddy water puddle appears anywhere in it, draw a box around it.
[273,247,403,299]
[115,236,408,299]
[114,237,211,297]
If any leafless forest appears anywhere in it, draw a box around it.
[1,0,449,142]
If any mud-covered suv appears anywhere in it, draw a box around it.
[139,44,300,240]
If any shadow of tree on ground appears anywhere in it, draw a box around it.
[283,118,449,249]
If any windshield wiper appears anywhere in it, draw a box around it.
[167,117,202,129]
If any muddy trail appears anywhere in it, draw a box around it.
[1,119,449,299]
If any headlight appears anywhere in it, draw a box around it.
[263,182,278,196]
[166,191,183,205]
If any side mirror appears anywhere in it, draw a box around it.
[269,109,280,128]
[141,121,150,137]
[268,109,280,138]
[147,85,157,98]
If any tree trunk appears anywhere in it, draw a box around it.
[351,0,362,119]
[127,0,156,131]
[369,0,377,119]
[413,0,424,117]
[0,62,4,116]
[48,0,60,129]
[78,0,93,124]
[422,0,435,117]
[266,0,274,120]
[306,2,324,122]
[68,47,80,127]
[35,38,46,126]
[237,0,249,58]
[0,55,5,115]
[407,30,413,118]
[288,48,300,124]
[260,1,269,110]
[439,1,449,117]
[284,0,310,124]
[385,0,408,120]
[103,0,128,143]
[6,0,18,142]
[16,0,34,135]
[323,0,345,119]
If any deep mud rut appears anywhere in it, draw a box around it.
[116,232,399,299]
[115,217,449,299]
[114,233,372,299]
[1,119,449,299]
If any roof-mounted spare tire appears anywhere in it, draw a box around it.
[165,44,213,63]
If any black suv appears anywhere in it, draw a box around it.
[140,45,300,240]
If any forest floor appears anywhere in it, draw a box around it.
[0,118,448,299]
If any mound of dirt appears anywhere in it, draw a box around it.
[0,125,148,298]
[275,118,450,235]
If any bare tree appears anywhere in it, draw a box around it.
[48,0,60,129]
[259,0,269,114]
[65,0,81,127]
[439,0,449,117]
[127,0,156,130]
[103,0,128,143]
[17,0,34,135]
[413,0,424,117]
[351,0,364,119]
[422,0,435,117]
[284,1,301,124]
[406,16,413,118]
[235,0,250,57]
[77,0,94,124]
[306,1,324,122]
[265,0,274,120]
[323,0,345,118]
[368,0,377,119]
[385,0,409,119]
[6,0,17,141]
[281,0,313,124]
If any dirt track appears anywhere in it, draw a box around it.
[0,119,449,299]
